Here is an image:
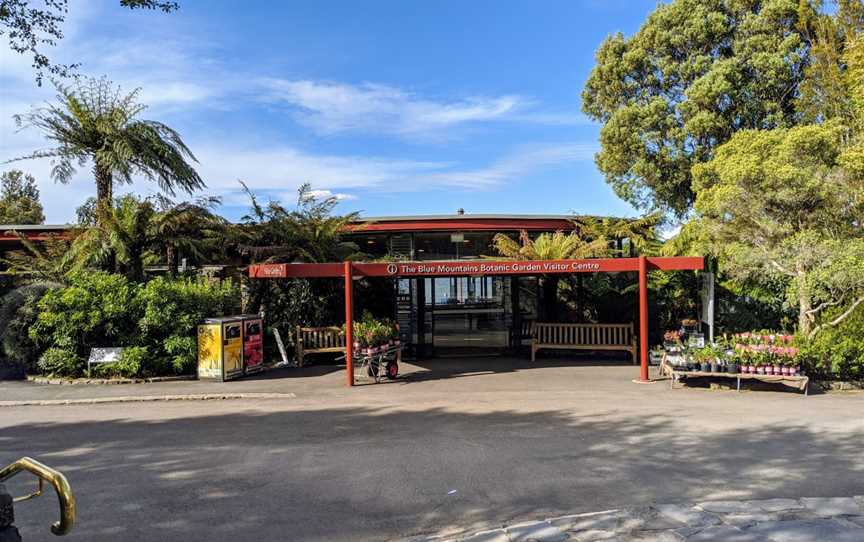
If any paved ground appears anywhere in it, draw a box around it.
[1,358,863,541]
[420,497,864,541]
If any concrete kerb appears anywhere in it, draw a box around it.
[0,392,297,407]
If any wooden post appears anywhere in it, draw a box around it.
[344,262,354,387]
[638,255,649,382]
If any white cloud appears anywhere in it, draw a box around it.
[259,79,522,137]
[308,189,357,201]
[421,142,599,188]
[193,140,598,205]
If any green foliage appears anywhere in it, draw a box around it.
[1,232,73,283]
[151,194,226,276]
[233,181,360,264]
[25,272,237,378]
[138,277,236,339]
[492,230,611,261]
[0,169,45,224]
[582,0,810,215]
[238,182,361,346]
[349,311,398,348]
[137,276,237,375]
[69,194,225,281]
[798,305,864,380]
[93,346,149,378]
[69,195,158,282]
[36,347,83,377]
[11,76,203,216]
[30,271,139,358]
[693,122,864,337]
[0,282,61,375]
[163,336,197,374]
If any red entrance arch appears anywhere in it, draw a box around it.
[249,256,704,386]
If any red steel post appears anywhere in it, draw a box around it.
[344,261,354,387]
[638,255,649,382]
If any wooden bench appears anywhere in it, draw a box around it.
[531,323,637,363]
[296,326,345,367]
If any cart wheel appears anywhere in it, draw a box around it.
[385,361,399,380]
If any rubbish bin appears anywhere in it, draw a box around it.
[197,316,244,381]
[197,315,266,381]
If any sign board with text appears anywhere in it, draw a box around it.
[248,257,704,279]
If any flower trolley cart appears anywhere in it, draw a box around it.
[338,342,403,383]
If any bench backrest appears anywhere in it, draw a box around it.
[298,326,345,350]
[534,323,633,346]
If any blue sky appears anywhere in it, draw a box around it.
[0,0,659,223]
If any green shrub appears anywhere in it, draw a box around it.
[26,273,238,378]
[30,272,138,359]
[137,277,236,340]
[92,347,150,378]
[0,282,60,376]
[37,347,83,377]
[798,305,864,381]
[136,277,236,375]
[163,335,197,375]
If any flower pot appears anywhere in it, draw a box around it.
[772,365,782,375]
[756,366,765,375]
[727,363,739,374]
[710,362,719,373]
[792,366,800,376]
[781,366,790,376]
[700,362,711,373]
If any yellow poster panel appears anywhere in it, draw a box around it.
[197,324,223,379]
[222,323,243,376]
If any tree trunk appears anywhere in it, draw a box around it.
[797,269,812,337]
[128,248,144,283]
[166,245,177,277]
[93,165,117,273]
[94,165,113,216]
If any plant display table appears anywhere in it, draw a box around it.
[669,369,809,395]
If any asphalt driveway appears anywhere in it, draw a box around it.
[2,360,863,541]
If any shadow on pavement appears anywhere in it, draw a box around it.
[2,403,863,541]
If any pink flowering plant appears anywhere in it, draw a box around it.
[732,331,801,370]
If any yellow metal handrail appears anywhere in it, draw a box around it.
[0,457,75,536]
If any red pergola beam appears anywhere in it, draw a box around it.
[248,256,703,279]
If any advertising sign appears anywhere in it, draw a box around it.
[223,322,243,376]
[243,319,264,372]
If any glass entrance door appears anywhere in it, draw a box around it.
[425,276,509,354]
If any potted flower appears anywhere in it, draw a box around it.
[681,318,699,332]
[663,330,682,352]
[692,347,712,373]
